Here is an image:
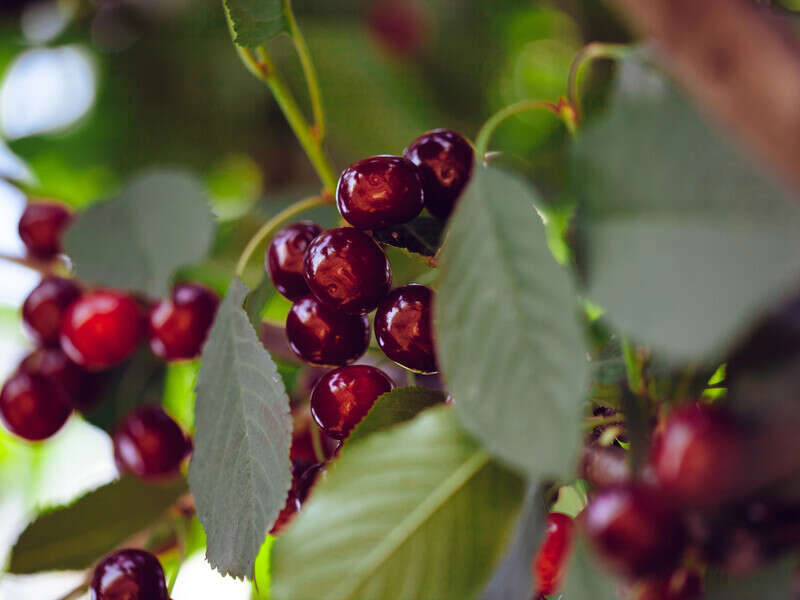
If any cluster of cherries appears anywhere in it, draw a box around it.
[268,128,474,533]
[1,201,220,482]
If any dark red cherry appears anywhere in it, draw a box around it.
[336,156,424,230]
[285,295,370,366]
[20,348,103,411]
[651,404,743,508]
[583,483,687,577]
[18,202,72,259]
[310,365,394,440]
[148,283,219,361]
[290,406,340,474]
[113,406,189,480]
[374,284,437,373]
[271,463,325,535]
[303,227,392,315]
[90,548,168,600]
[0,370,71,440]
[267,221,323,301]
[403,129,474,221]
[367,0,428,57]
[533,512,574,596]
[22,277,81,347]
[60,290,146,371]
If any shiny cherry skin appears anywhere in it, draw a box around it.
[22,277,82,347]
[0,370,71,441]
[267,221,323,301]
[336,156,424,230]
[90,548,169,600]
[60,289,146,371]
[374,284,437,373]
[285,295,370,366]
[310,365,394,440]
[271,463,325,535]
[113,406,189,480]
[583,483,687,577]
[533,512,574,596]
[148,283,219,361]
[303,227,392,315]
[651,404,743,508]
[20,348,102,411]
[18,202,72,259]
[403,129,474,220]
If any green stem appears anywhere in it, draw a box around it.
[235,195,328,277]
[224,6,338,194]
[285,0,326,141]
[620,337,643,396]
[584,415,626,430]
[475,100,560,159]
[567,42,631,121]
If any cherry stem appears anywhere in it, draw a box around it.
[224,5,338,194]
[310,420,326,464]
[474,99,561,160]
[584,415,626,430]
[285,0,326,142]
[235,195,329,278]
[620,337,645,397]
[56,580,88,600]
[0,252,60,276]
[567,42,631,121]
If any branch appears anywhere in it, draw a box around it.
[606,0,800,193]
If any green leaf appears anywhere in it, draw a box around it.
[704,556,797,599]
[81,347,165,434]
[373,217,445,259]
[64,170,216,298]
[348,386,447,445]
[271,407,525,600]
[561,539,618,600]
[573,56,800,361]
[436,165,588,477]
[8,476,187,574]
[225,0,288,48]
[245,274,275,332]
[189,277,292,578]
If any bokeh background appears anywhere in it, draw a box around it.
[0,0,636,597]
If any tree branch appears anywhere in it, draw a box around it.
[606,0,800,193]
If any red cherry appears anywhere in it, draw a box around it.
[367,0,428,57]
[290,406,340,474]
[22,277,81,347]
[60,290,146,370]
[148,283,219,361]
[374,284,437,373]
[267,222,323,301]
[310,365,394,440]
[0,370,71,441]
[18,202,72,259]
[583,483,687,577]
[20,348,103,411]
[651,404,743,508]
[285,295,370,366]
[270,463,325,536]
[90,548,169,600]
[336,156,424,230]
[303,227,392,315]
[533,512,574,596]
[404,129,474,220]
[113,406,189,480]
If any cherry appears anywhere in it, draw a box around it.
[285,295,370,366]
[0,370,71,441]
[290,407,340,475]
[267,221,323,301]
[403,129,474,221]
[367,0,428,57]
[17,202,72,259]
[60,289,146,370]
[582,483,687,577]
[579,444,630,489]
[113,406,190,480]
[271,463,325,535]
[20,348,103,411]
[651,404,743,508]
[374,284,437,373]
[310,365,394,440]
[90,548,168,600]
[336,156,424,230]
[303,227,392,315]
[22,276,82,347]
[533,512,574,597]
[148,282,219,361]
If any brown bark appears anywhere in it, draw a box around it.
[606,0,800,193]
